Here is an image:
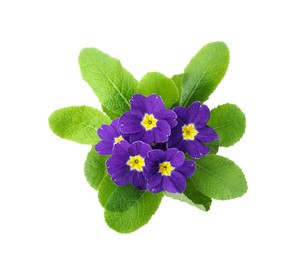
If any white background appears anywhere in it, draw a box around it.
[1,0,303,259]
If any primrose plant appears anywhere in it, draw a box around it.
[49,42,247,234]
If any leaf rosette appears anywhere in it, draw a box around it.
[49,42,247,233]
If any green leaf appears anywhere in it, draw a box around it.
[184,178,212,211]
[208,103,246,147]
[98,174,117,207]
[192,155,248,200]
[180,42,229,107]
[84,148,109,190]
[79,48,138,117]
[48,106,110,145]
[104,185,163,233]
[102,105,119,120]
[138,72,178,108]
[171,74,182,104]
[205,139,220,154]
[166,178,212,211]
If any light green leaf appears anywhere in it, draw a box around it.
[180,42,229,106]
[192,155,248,200]
[84,148,109,190]
[138,72,178,108]
[166,178,212,212]
[79,48,138,117]
[208,104,246,147]
[104,185,163,233]
[98,174,117,207]
[171,74,182,104]
[48,106,110,145]
[102,105,119,120]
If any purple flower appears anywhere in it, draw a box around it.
[120,94,177,145]
[95,118,128,155]
[106,141,151,190]
[145,148,196,193]
[168,102,219,159]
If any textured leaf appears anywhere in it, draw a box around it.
[98,174,117,207]
[208,104,246,147]
[102,105,119,120]
[104,185,163,233]
[180,42,229,106]
[48,106,110,145]
[79,48,138,116]
[166,178,212,211]
[138,72,178,108]
[192,155,247,200]
[84,148,109,190]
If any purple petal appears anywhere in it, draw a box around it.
[130,94,146,116]
[112,140,130,160]
[97,124,117,140]
[193,105,210,128]
[196,125,219,143]
[186,101,203,123]
[186,140,210,159]
[167,128,183,147]
[173,106,187,124]
[148,182,164,194]
[162,172,186,193]
[145,149,165,170]
[111,118,121,134]
[106,157,127,175]
[129,131,145,143]
[95,140,114,155]
[153,119,171,143]
[140,129,155,145]
[112,167,133,186]
[145,94,165,114]
[175,160,196,179]
[146,168,162,186]
[128,141,152,157]
[122,133,131,143]
[120,112,143,134]
[164,148,185,168]
[132,172,147,190]
[155,109,177,128]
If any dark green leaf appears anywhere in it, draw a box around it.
[205,139,220,154]
[184,178,212,211]
[166,178,212,212]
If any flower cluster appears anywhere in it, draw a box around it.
[95,94,218,193]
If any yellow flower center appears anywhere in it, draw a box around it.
[182,124,198,140]
[159,161,175,176]
[127,155,145,172]
[141,113,158,131]
[114,135,124,144]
